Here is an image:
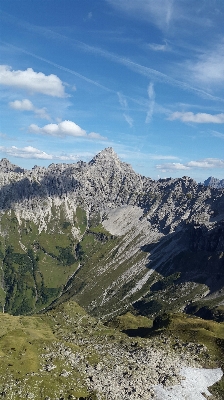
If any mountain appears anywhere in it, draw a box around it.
[0,147,224,320]
[1,147,224,398]
[204,176,224,189]
[0,158,25,173]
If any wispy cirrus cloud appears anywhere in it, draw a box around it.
[0,65,66,97]
[29,120,107,140]
[117,92,128,109]
[2,42,115,94]
[211,130,224,139]
[156,158,224,171]
[9,99,50,120]
[77,44,224,102]
[107,0,174,30]
[145,82,155,123]
[86,12,93,20]
[149,154,179,160]
[169,111,224,123]
[107,0,215,32]
[187,42,224,87]
[117,92,133,127]
[123,114,133,128]
[2,14,223,103]
[147,41,170,52]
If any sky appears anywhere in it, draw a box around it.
[0,0,224,182]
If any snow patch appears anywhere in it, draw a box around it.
[154,367,223,400]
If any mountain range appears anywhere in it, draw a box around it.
[0,147,224,321]
[0,148,224,398]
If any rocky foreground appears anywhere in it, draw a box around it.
[0,301,223,400]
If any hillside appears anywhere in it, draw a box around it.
[0,300,223,399]
[1,148,224,398]
[0,148,224,320]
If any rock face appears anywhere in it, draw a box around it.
[1,147,224,233]
[204,176,224,189]
[0,147,224,319]
[0,158,25,173]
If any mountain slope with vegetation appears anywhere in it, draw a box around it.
[1,148,224,398]
[0,300,223,399]
[0,148,224,320]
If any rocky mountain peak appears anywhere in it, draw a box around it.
[0,158,25,173]
[89,147,124,167]
[204,176,224,189]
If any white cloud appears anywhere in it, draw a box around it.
[88,132,106,140]
[0,145,52,160]
[156,162,190,171]
[0,65,66,97]
[0,145,85,161]
[156,158,224,171]
[9,99,33,111]
[187,159,224,169]
[169,111,224,124]
[33,108,51,120]
[29,120,107,140]
[9,99,50,120]
[29,121,85,137]
[145,82,155,123]
[147,42,170,52]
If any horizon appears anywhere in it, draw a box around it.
[1,1,224,182]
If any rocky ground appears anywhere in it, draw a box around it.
[0,301,223,399]
[43,306,222,400]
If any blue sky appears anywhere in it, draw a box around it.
[0,0,224,181]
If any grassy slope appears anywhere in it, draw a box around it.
[0,303,224,399]
[0,301,123,399]
[0,206,87,314]
[0,306,88,399]
[1,206,224,397]
[1,206,223,321]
